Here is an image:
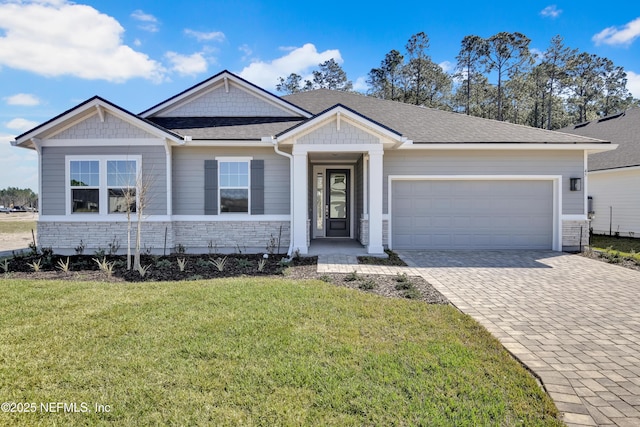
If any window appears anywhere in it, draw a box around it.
[218,159,249,213]
[107,160,137,213]
[70,160,100,213]
[66,156,140,215]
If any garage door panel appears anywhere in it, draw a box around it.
[391,180,553,250]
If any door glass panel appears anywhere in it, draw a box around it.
[329,173,347,219]
[316,173,323,230]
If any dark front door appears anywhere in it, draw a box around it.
[326,169,350,237]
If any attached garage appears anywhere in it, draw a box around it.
[390,179,555,250]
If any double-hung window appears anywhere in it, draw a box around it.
[67,156,140,215]
[218,158,250,213]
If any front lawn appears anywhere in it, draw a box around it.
[590,234,640,253]
[0,220,36,234]
[0,278,562,426]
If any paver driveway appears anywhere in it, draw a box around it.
[398,251,640,427]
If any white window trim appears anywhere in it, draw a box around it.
[215,156,252,215]
[65,155,142,217]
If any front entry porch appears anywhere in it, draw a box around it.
[290,145,385,256]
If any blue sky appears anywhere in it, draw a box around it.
[2,0,640,192]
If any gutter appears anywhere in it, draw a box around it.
[263,136,294,257]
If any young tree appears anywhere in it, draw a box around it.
[455,35,485,115]
[312,59,353,91]
[367,49,404,100]
[276,73,312,94]
[275,59,352,93]
[481,32,532,121]
[540,35,576,129]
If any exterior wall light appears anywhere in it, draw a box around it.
[570,177,582,191]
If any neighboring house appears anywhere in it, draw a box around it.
[559,108,640,237]
[12,70,614,255]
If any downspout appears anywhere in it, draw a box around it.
[269,137,294,257]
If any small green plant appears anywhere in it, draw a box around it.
[359,279,377,290]
[319,274,332,283]
[137,264,151,277]
[257,258,267,272]
[210,256,227,272]
[175,244,186,255]
[28,259,42,272]
[75,240,85,255]
[278,258,291,268]
[155,259,172,269]
[108,236,121,255]
[237,258,252,269]
[177,258,188,272]
[41,247,54,258]
[266,235,278,255]
[195,258,210,268]
[345,271,359,282]
[396,272,409,283]
[28,241,38,256]
[56,257,70,273]
[403,287,422,299]
[94,247,106,258]
[292,248,301,259]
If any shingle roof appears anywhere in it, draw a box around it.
[283,89,608,144]
[558,108,640,171]
[147,116,305,140]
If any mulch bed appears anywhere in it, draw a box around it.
[2,252,449,305]
[581,248,640,272]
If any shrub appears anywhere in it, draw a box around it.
[345,271,359,282]
[210,257,227,272]
[359,279,377,290]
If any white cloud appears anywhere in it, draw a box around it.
[540,5,562,19]
[352,76,368,92]
[184,29,225,43]
[0,134,38,192]
[0,1,166,82]
[238,43,343,90]
[131,9,159,33]
[239,44,253,61]
[439,61,453,73]
[5,118,39,132]
[626,70,640,99]
[165,52,208,76]
[593,17,640,46]
[5,94,41,106]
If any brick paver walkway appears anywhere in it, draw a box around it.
[318,251,640,427]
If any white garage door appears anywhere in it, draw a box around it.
[391,180,553,250]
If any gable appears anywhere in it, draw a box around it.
[50,110,156,140]
[155,83,299,118]
[297,119,381,145]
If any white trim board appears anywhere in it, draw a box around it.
[386,175,563,251]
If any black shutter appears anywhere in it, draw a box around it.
[251,160,264,215]
[204,160,218,215]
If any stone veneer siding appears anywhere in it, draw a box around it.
[562,220,590,252]
[38,220,290,255]
[358,218,389,248]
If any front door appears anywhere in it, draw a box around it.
[326,169,350,237]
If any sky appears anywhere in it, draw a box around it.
[1,0,640,193]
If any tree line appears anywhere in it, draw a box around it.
[0,187,38,209]
[277,32,639,130]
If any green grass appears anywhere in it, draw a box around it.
[0,278,562,426]
[590,234,640,260]
[0,221,37,234]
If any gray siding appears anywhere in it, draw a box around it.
[158,84,297,117]
[383,150,585,215]
[298,120,380,145]
[51,112,154,139]
[172,147,290,215]
[41,145,167,215]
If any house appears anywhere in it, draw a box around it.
[559,109,640,237]
[12,70,614,255]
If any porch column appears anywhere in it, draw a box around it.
[368,148,384,254]
[291,150,309,254]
